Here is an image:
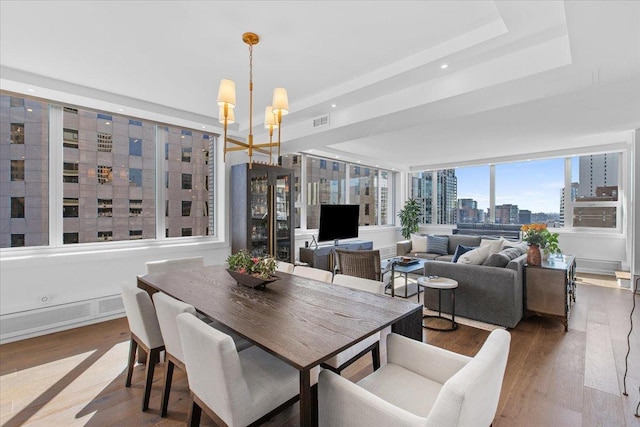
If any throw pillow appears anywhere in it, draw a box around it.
[503,240,527,254]
[480,237,504,254]
[456,245,491,265]
[410,234,428,253]
[426,235,449,255]
[498,247,523,260]
[482,253,510,268]
[452,244,477,263]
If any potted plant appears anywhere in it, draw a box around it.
[398,198,420,240]
[226,250,278,288]
[520,223,561,265]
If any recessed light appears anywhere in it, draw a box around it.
[27,88,34,92]
[26,108,33,112]
[335,156,339,159]
[440,64,448,69]
[202,126,206,129]
[118,108,124,112]
[331,104,337,108]
[357,160,361,164]
[105,122,111,125]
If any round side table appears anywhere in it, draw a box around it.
[417,276,458,331]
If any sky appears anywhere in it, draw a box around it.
[456,158,565,214]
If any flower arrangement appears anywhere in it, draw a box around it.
[226,249,277,279]
[520,223,561,255]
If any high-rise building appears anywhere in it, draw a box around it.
[494,204,519,225]
[518,209,532,225]
[458,198,482,223]
[578,153,619,198]
[437,169,457,224]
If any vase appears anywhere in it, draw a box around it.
[226,269,279,288]
[527,244,542,266]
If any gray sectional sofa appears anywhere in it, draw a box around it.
[396,234,527,328]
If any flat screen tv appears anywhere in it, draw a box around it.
[317,204,360,244]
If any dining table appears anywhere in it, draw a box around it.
[137,265,423,426]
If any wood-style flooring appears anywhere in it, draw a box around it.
[1,278,638,426]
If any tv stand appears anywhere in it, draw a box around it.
[299,240,373,272]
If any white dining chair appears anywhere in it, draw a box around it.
[322,274,391,374]
[153,291,254,417]
[120,285,165,411]
[276,261,295,274]
[293,265,333,283]
[145,256,204,274]
[318,329,511,427]
[176,312,305,426]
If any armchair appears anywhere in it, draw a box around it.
[319,329,511,426]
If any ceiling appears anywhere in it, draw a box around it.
[1,1,639,171]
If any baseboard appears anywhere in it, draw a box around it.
[575,258,621,276]
[0,294,125,344]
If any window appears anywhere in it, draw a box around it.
[410,171,433,224]
[1,95,49,248]
[350,165,379,226]
[320,159,327,169]
[62,106,157,244]
[129,230,143,240]
[570,153,620,229]
[182,147,192,162]
[129,137,142,156]
[11,123,24,144]
[279,154,302,228]
[63,128,78,148]
[379,170,392,225]
[305,156,346,229]
[181,228,192,236]
[129,168,142,187]
[97,132,113,152]
[97,231,113,241]
[63,162,79,183]
[455,165,489,225]
[11,197,25,218]
[97,199,113,217]
[129,199,142,216]
[63,198,79,217]
[11,234,25,247]
[182,173,192,190]
[182,201,192,216]
[98,166,113,184]
[63,232,79,244]
[496,159,563,226]
[162,127,214,238]
[11,160,24,181]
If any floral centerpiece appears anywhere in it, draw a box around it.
[520,223,561,265]
[226,249,279,288]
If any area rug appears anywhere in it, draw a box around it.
[422,308,506,332]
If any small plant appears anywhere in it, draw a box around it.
[398,198,420,240]
[521,223,561,255]
[226,250,277,279]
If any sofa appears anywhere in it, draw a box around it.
[396,234,527,328]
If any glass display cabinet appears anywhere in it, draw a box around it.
[231,163,294,262]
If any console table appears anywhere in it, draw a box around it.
[525,254,576,331]
[299,240,373,271]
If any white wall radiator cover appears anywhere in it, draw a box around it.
[0,294,125,344]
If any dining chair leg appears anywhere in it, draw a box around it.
[188,400,202,427]
[125,337,138,387]
[142,347,160,411]
[371,341,381,371]
[160,359,175,417]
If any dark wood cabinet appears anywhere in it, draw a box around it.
[525,254,576,331]
[231,163,294,263]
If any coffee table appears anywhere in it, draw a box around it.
[418,276,458,331]
[382,258,426,298]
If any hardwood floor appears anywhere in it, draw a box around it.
[1,279,638,426]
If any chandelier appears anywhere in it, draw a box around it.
[217,32,289,167]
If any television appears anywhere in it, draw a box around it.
[317,204,360,244]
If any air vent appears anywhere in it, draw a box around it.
[313,115,330,128]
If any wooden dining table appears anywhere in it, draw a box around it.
[137,265,422,426]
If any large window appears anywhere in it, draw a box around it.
[570,153,620,229]
[0,95,49,248]
[411,153,621,231]
[281,153,394,230]
[161,126,214,238]
[496,159,563,226]
[62,107,156,244]
[305,156,346,229]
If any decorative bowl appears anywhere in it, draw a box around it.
[226,269,279,289]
